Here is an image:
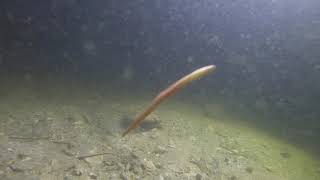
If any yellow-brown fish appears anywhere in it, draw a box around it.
[122,65,216,137]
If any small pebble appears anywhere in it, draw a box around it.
[153,146,168,154]
[17,153,28,160]
[224,157,230,164]
[89,172,97,179]
[103,161,114,166]
[280,152,291,159]
[64,175,72,180]
[143,159,156,172]
[71,169,82,176]
[9,165,24,172]
[120,172,131,180]
[168,140,176,148]
[245,167,253,173]
[195,173,202,180]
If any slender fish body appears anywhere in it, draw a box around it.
[122,65,216,137]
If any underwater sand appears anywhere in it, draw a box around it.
[0,78,319,180]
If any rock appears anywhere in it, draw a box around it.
[280,152,291,159]
[9,164,24,173]
[154,162,162,169]
[103,161,114,166]
[120,172,133,180]
[84,154,104,167]
[159,174,164,180]
[189,136,197,142]
[264,165,274,172]
[153,146,168,155]
[231,149,239,154]
[168,140,176,148]
[140,114,161,132]
[64,175,72,180]
[0,133,8,143]
[245,167,253,174]
[71,169,82,176]
[195,173,202,180]
[183,166,191,173]
[108,173,120,179]
[132,165,143,175]
[150,128,160,139]
[61,149,75,157]
[89,172,97,179]
[224,157,230,165]
[116,162,126,171]
[142,159,157,173]
[189,157,208,174]
[16,153,29,160]
[160,173,174,180]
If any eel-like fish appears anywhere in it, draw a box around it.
[122,65,216,137]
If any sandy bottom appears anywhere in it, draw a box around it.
[0,78,319,180]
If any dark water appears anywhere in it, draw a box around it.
[0,0,320,178]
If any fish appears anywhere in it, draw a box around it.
[122,65,216,137]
